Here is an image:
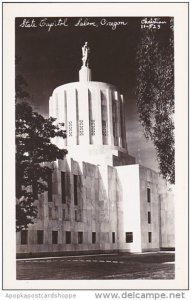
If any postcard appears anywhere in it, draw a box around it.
[2,1,189,294]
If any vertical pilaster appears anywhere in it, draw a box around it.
[119,96,124,149]
[106,88,114,146]
[101,91,108,145]
[116,92,122,147]
[121,94,127,149]
[78,87,90,145]
[113,91,118,146]
[67,88,77,146]
[64,91,67,147]
[76,90,79,145]
[88,90,93,145]
[75,89,79,146]
[95,89,103,145]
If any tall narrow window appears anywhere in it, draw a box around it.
[37,230,43,244]
[148,211,151,224]
[112,232,115,244]
[52,231,58,244]
[68,121,72,137]
[125,232,133,243]
[75,210,78,221]
[66,231,71,244]
[48,207,52,219]
[79,120,84,136]
[21,230,28,245]
[90,120,95,136]
[78,232,83,244]
[74,175,78,205]
[92,232,96,244]
[48,172,52,202]
[61,172,66,203]
[147,188,151,203]
[63,209,66,220]
[148,232,152,243]
[102,120,107,136]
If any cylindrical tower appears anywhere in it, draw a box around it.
[49,43,135,166]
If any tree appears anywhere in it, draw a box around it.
[15,58,67,231]
[135,21,174,184]
[16,102,67,232]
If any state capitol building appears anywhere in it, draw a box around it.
[16,43,174,257]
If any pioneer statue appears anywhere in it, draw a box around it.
[82,42,90,67]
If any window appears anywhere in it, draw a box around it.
[68,121,72,137]
[90,120,95,136]
[48,172,52,202]
[75,210,78,221]
[21,230,28,245]
[112,232,115,244]
[66,231,71,244]
[74,175,78,205]
[147,188,151,203]
[148,211,151,224]
[61,172,66,203]
[78,232,83,244]
[52,231,58,244]
[102,120,107,136]
[92,232,96,244]
[125,232,133,243]
[37,230,43,244]
[48,207,52,219]
[63,209,66,220]
[79,120,84,136]
[148,232,152,243]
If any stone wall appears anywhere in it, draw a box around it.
[139,166,161,252]
[116,164,142,253]
[160,186,175,249]
[16,160,174,256]
[16,158,119,255]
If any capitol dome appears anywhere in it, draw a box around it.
[49,43,134,166]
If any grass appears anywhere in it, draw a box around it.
[17,252,175,280]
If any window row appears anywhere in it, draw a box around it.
[20,230,116,245]
[20,231,136,245]
[67,120,109,137]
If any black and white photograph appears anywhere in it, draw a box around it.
[2,2,188,292]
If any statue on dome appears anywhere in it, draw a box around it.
[82,42,90,67]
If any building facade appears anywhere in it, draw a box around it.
[16,44,174,257]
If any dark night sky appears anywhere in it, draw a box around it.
[15,16,171,171]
